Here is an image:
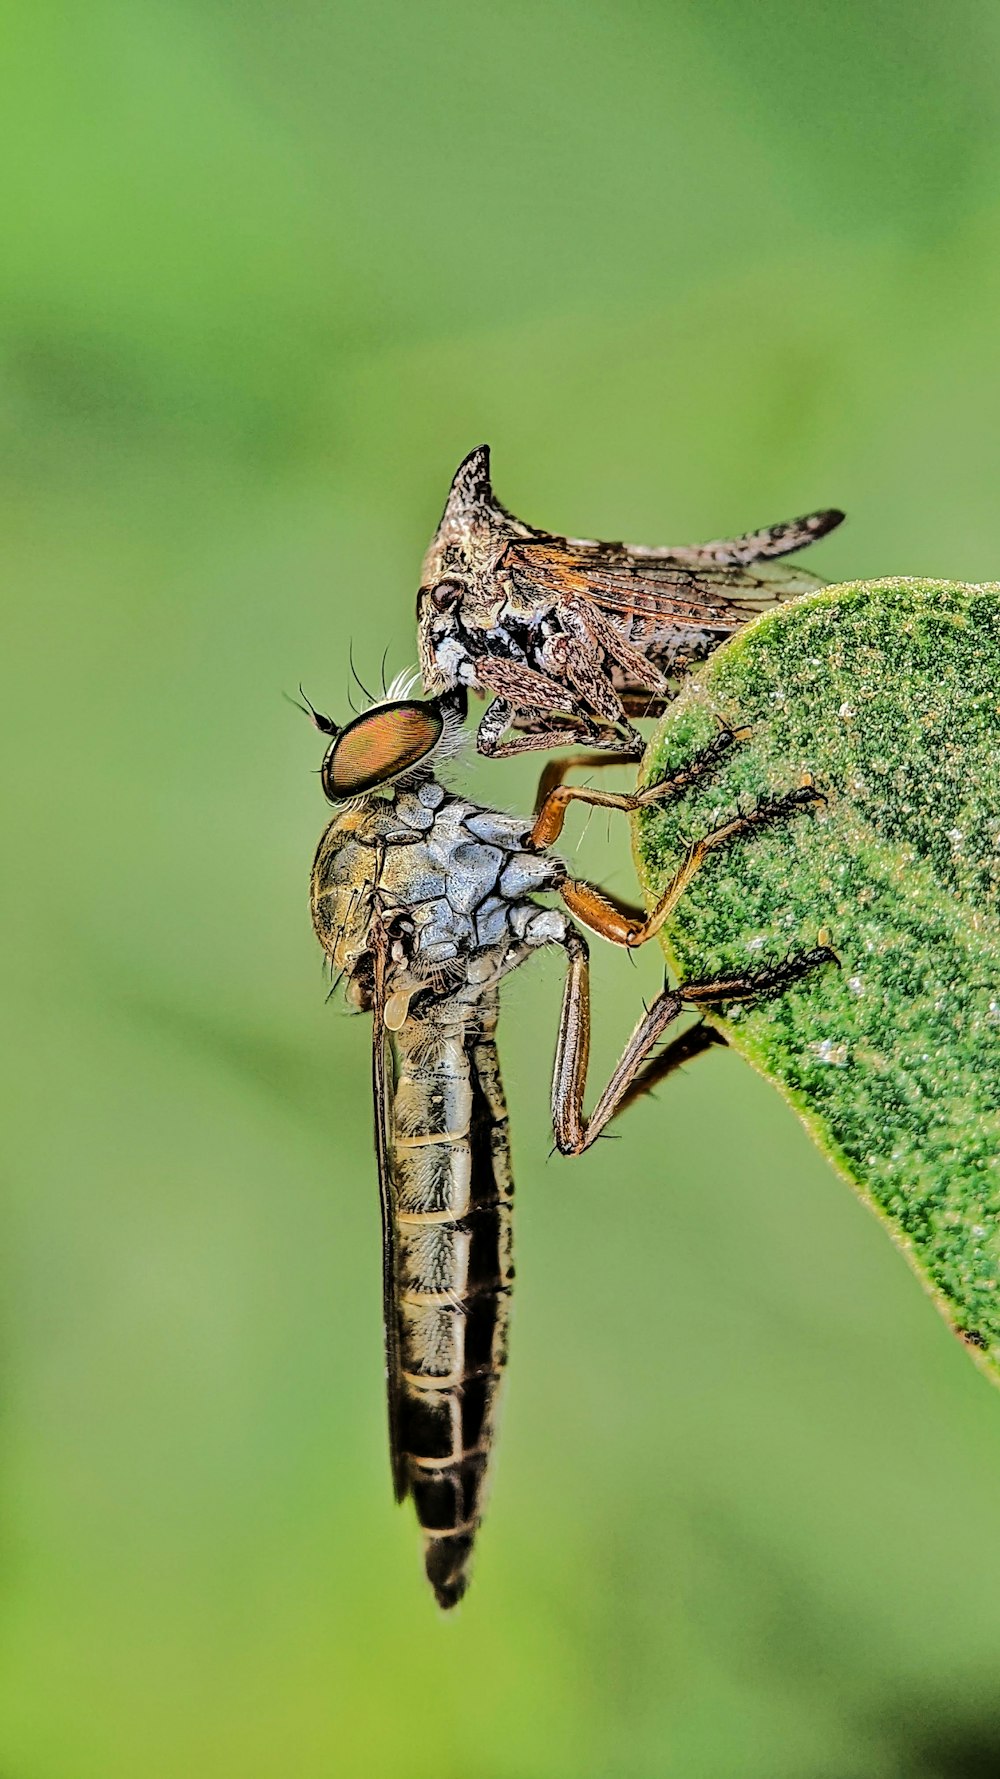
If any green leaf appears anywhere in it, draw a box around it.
[633,579,1000,1380]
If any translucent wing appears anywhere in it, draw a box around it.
[371,933,408,1503]
[504,523,839,628]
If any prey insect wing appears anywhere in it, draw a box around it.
[505,535,828,624]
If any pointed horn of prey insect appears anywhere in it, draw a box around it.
[437,443,494,534]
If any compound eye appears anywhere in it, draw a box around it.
[321,700,444,801]
[430,579,463,613]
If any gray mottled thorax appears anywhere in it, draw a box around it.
[310,779,569,988]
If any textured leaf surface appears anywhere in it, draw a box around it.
[633,580,1000,1378]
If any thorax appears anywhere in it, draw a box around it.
[310,780,565,1002]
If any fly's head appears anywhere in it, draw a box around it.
[296,673,461,807]
[306,675,466,991]
[417,444,524,693]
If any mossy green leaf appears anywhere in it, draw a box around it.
[633,579,1000,1381]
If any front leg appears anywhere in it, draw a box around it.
[533,750,643,815]
[529,722,745,848]
[477,697,639,761]
[549,928,834,1156]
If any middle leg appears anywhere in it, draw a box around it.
[558,783,825,949]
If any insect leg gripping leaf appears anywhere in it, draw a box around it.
[632,579,1000,1379]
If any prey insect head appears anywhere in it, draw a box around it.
[319,697,448,803]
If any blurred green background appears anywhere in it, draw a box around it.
[5,4,1000,1775]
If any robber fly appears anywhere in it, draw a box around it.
[305,675,834,1608]
[416,446,844,757]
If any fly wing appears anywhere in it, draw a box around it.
[371,939,408,1503]
[504,536,831,629]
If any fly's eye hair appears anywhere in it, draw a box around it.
[321,699,445,802]
[429,579,463,613]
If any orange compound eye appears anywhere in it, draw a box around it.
[321,700,444,801]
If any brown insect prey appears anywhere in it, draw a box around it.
[416,445,843,757]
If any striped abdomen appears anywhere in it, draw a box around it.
[389,987,513,1608]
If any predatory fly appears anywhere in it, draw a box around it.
[304,676,835,1608]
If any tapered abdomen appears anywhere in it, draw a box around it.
[389,989,513,1608]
